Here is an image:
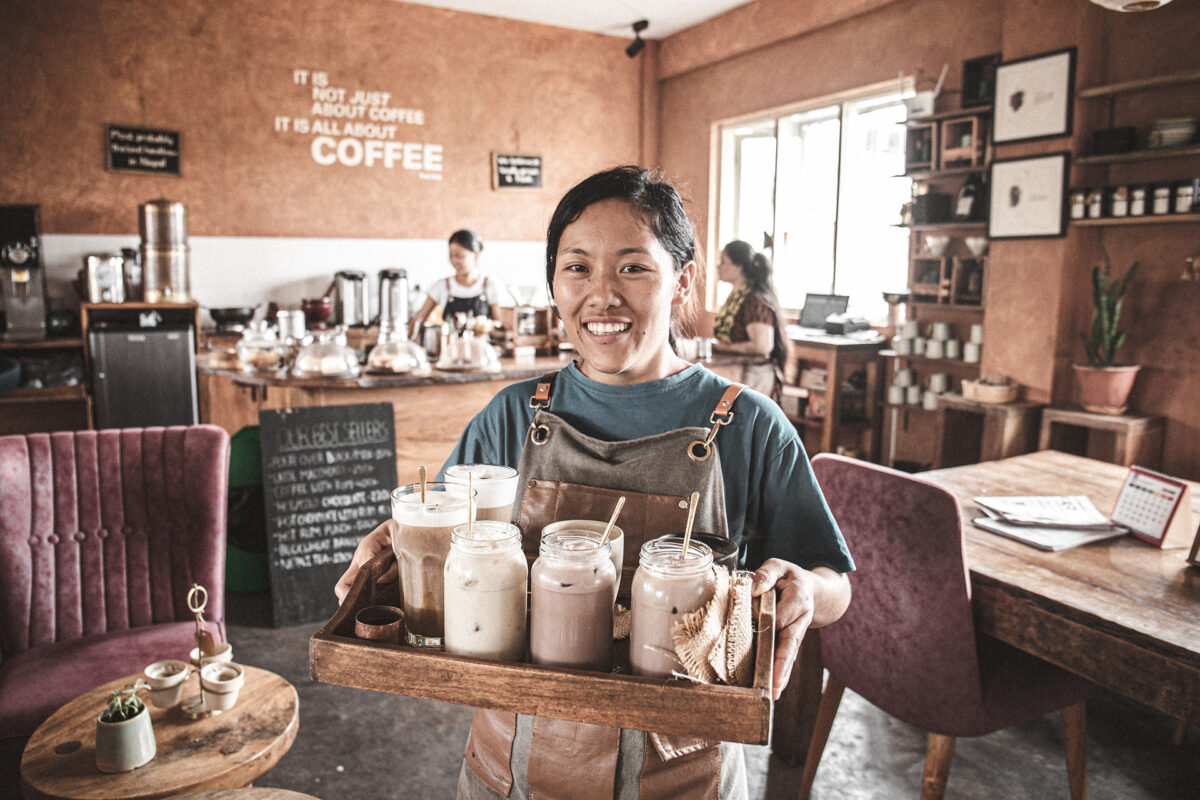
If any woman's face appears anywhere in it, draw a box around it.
[552,199,694,386]
[716,250,741,284]
[448,242,478,280]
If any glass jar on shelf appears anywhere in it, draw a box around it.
[235,320,284,374]
[291,326,361,378]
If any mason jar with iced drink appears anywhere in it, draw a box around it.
[530,530,615,671]
[390,482,475,649]
[630,535,716,678]
[540,519,625,603]
[443,520,528,661]
[444,464,519,522]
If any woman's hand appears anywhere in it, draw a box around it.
[333,519,395,604]
[751,560,851,700]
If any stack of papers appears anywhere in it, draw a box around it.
[972,495,1128,552]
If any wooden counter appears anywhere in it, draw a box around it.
[198,353,747,479]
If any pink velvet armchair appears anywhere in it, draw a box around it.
[801,454,1092,800]
[0,426,230,744]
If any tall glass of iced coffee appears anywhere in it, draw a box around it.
[390,482,475,649]
[444,464,519,522]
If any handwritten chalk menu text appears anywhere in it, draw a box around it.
[494,154,543,189]
[273,68,443,179]
[259,403,397,626]
[107,125,181,175]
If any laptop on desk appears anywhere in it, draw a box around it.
[792,293,850,335]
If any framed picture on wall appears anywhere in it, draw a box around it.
[992,48,1076,144]
[987,152,1069,239]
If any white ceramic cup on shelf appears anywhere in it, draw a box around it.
[925,339,945,359]
[894,368,914,388]
[922,391,940,411]
[906,385,921,405]
[901,320,920,339]
[893,336,913,355]
[930,322,951,341]
[945,339,961,360]
[887,384,905,405]
[963,341,982,364]
[913,337,927,356]
[929,373,950,394]
[969,323,984,344]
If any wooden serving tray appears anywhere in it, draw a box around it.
[310,551,775,744]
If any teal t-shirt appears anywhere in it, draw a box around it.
[440,361,853,573]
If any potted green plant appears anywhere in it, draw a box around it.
[1074,247,1139,415]
[95,678,156,773]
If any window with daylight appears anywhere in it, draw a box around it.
[716,83,911,324]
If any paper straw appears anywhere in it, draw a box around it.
[681,491,699,557]
[601,496,626,546]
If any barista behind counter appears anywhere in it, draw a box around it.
[408,229,503,339]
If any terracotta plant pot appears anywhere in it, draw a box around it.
[1073,364,1141,415]
[95,706,156,773]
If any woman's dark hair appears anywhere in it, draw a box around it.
[722,239,790,374]
[448,229,484,253]
[544,166,697,342]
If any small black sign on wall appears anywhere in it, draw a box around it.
[493,153,542,189]
[107,124,181,175]
[259,403,397,627]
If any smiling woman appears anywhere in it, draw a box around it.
[335,166,854,800]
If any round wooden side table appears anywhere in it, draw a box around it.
[21,665,299,800]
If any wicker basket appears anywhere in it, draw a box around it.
[961,378,1018,404]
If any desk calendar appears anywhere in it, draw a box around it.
[1110,466,1192,548]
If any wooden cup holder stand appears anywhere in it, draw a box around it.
[309,550,776,744]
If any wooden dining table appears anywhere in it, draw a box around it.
[772,449,1200,765]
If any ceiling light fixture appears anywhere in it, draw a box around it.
[625,20,649,58]
[1088,0,1173,11]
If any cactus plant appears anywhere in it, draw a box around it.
[1080,246,1138,368]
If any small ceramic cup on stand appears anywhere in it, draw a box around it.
[144,660,190,709]
[189,642,233,668]
[199,662,245,712]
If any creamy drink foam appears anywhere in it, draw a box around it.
[630,536,716,677]
[390,483,474,649]
[443,521,528,661]
[444,464,519,522]
[530,531,615,671]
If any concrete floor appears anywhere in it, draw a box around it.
[226,592,1198,800]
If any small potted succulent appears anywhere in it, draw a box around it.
[1074,246,1140,414]
[95,678,156,773]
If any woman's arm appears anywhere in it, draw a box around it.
[713,322,774,357]
[751,560,851,700]
[407,296,438,340]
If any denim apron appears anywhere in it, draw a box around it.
[458,371,749,800]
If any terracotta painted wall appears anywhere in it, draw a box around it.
[657,0,1200,478]
[0,0,643,241]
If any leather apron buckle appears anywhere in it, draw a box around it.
[687,383,745,463]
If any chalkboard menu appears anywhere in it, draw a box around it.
[107,125,181,175]
[493,153,542,188]
[259,403,397,627]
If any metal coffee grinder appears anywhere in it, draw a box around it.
[0,205,48,341]
[377,269,409,334]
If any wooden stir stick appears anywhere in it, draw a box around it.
[601,496,626,546]
[418,465,427,503]
[681,491,700,557]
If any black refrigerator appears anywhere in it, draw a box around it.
[88,322,199,429]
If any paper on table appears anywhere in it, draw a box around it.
[972,516,1127,552]
[973,495,1120,530]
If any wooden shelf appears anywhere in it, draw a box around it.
[899,164,989,181]
[0,336,83,351]
[904,106,993,123]
[1072,212,1200,227]
[0,384,88,404]
[895,222,987,232]
[1078,69,1200,99]
[1074,144,1200,166]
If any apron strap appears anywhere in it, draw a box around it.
[528,371,561,446]
[687,382,746,463]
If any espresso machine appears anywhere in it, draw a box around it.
[0,205,47,341]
